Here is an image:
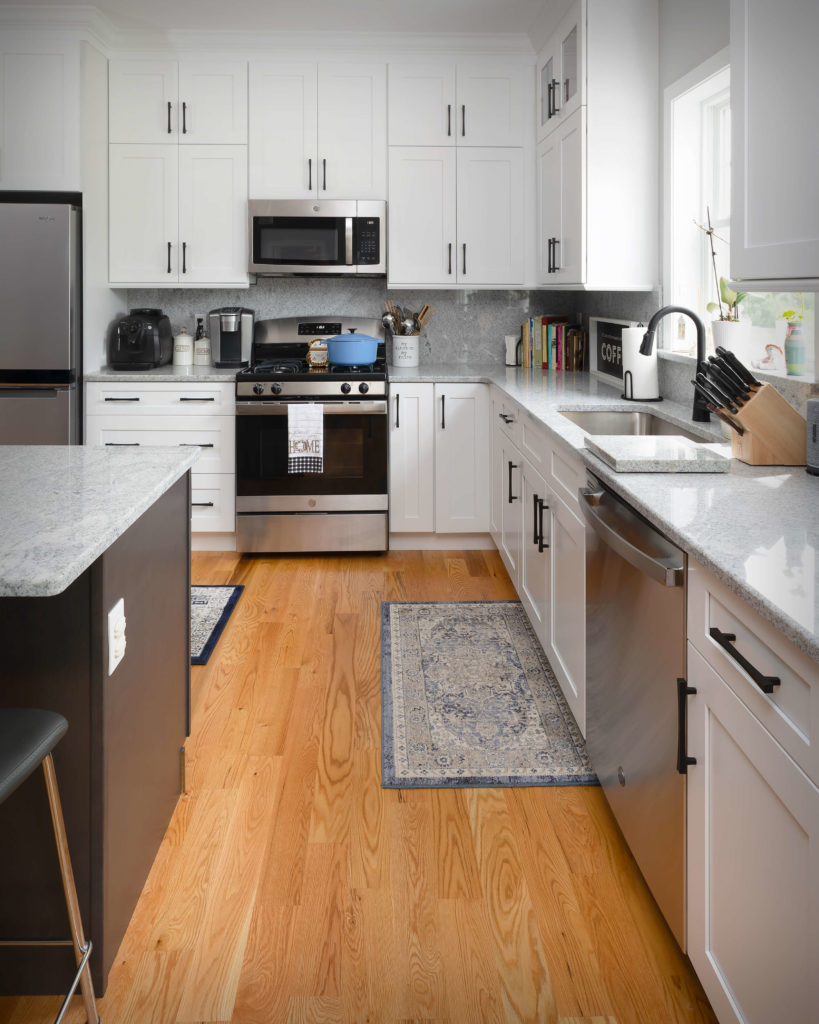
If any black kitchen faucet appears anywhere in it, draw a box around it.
[639,305,711,422]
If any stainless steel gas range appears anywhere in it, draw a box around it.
[234,316,388,554]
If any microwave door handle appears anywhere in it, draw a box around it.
[345,218,354,265]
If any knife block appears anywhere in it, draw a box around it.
[729,382,806,466]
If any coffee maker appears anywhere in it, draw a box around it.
[208,307,254,368]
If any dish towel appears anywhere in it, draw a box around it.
[288,402,324,473]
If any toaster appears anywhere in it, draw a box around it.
[109,308,173,370]
[808,398,819,476]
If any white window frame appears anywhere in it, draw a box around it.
[663,48,730,353]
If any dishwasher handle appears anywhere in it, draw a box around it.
[580,485,684,588]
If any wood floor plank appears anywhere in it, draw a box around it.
[175,756,282,1022]
[349,748,391,891]
[230,901,295,1023]
[465,787,559,1024]
[437,899,506,1024]
[431,788,482,900]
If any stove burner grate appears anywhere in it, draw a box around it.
[249,359,304,375]
[329,363,375,373]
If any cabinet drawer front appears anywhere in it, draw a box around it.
[191,473,235,533]
[519,410,549,471]
[493,392,520,445]
[86,415,235,475]
[688,559,819,786]
[86,382,235,414]
[547,440,585,513]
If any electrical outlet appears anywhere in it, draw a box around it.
[108,598,126,675]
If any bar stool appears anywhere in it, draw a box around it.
[0,709,100,1024]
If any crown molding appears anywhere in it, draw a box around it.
[0,5,536,58]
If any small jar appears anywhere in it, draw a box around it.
[193,334,212,366]
[173,329,194,367]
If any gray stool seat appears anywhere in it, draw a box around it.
[0,708,99,1023]
[0,709,68,804]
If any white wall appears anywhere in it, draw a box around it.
[81,40,126,373]
[659,0,729,89]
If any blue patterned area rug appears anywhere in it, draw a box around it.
[381,601,597,788]
[191,585,244,665]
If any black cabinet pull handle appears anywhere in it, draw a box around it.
[182,241,187,274]
[532,493,539,545]
[308,158,312,190]
[167,100,172,133]
[677,677,698,774]
[105,442,140,446]
[179,396,215,402]
[564,77,570,103]
[461,104,466,136]
[179,442,215,448]
[448,242,452,275]
[441,394,446,429]
[538,497,549,551]
[498,412,514,424]
[547,237,553,273]
[552,237,560,271]
[192,501,214,508]
[709,627,781,694]
[167,241,172,274]
[395,392,400,429]
[182,101,187,134]
[547,80,554,118]
[104,396,140,402]
[322,158,327,190]
[507,460,518,503]
[462,243,466,276]
[551,78,560,113]
[447,103,452,137]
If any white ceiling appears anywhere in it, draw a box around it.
[6,0,548,36]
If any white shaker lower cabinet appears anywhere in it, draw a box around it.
[546,492,586,731]
[434,383,489,532]
[388,383,435,533]
[389,382,489,535]
[519,459,550,648]
[686,644,819,1024]
[85,381,236,534]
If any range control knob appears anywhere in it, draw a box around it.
[358,382,369,394]
[270,382,282,395]
[340,382,352,394]
[252,383,264,395]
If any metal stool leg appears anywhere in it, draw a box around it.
[42,753,100,1024]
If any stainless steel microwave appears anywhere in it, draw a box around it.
[248,199,386,276]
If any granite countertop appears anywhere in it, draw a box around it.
[85,365,239,383]
[0,446,199,598]
[391,363,819,661]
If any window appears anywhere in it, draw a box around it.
[664,51,814,375]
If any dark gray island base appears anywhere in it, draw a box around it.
[0,471,191,995]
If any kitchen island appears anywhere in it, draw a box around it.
[0,445,196,995]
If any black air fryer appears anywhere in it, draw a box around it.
[109,308,173,370]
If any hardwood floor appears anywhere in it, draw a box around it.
[0,550,716,1024]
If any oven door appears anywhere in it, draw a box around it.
[249,199,356,274]
[236,400,389,512]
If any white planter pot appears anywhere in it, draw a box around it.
[711,319,752,363]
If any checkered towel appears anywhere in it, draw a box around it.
[288,403,324,473]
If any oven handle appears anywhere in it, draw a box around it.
[236,400,388,416]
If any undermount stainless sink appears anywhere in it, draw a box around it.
[558,409,706,443]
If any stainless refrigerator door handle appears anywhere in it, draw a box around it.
[579,488,684,587]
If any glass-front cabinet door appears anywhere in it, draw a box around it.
[536,1,583,143]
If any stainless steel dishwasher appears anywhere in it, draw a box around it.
[580,473,688,950]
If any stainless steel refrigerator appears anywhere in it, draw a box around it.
[0,193,82,444]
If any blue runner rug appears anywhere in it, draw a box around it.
[381,600,597,788]
[191,585,244,665]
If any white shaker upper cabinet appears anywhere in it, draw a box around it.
[536,1,584,143]
[248,62,317,198]
[178,146,248,284]
[730,0,819,284]
[455,62,528,148]
[387,63,457,146]
[456,147,525,285]
[388,146,457,286]
[177,62,247,144]
[0,44,81,190]
[109,144,179,284]
[109,60,178,143]
[317,63,387,199]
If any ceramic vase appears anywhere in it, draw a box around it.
[784,322,805,376]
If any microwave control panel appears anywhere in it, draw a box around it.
[355,218,380,265]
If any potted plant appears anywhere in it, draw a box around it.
[782,295,805,375]
[696,209,752,359]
